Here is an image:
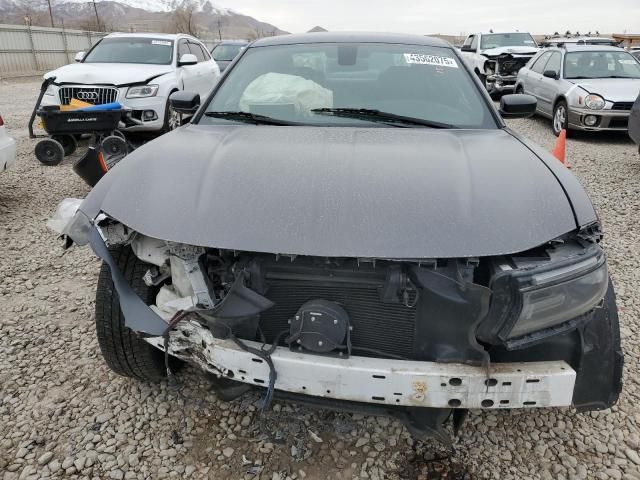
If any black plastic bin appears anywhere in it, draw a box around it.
[38,107,123,136]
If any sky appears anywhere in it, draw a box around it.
[224,0,639,36]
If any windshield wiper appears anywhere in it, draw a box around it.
[204,111,296,126]
[310,108,456,129]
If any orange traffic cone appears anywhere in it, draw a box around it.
[552,129,569,168]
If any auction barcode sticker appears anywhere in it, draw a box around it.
[404,53,458,68]
[152,40,172,46]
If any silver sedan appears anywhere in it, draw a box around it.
[515,45,640,135]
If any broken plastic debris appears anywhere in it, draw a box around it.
[150,285,196,320]
[46,198,83,234]
[308,430,323,443]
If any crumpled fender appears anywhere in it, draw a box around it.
[88,225,169,336]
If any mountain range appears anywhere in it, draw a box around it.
[0,0,288,40]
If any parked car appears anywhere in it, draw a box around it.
[210,40,249,72]
[516,45,640,135]
[0,113,17,172]
[460,31,539,96]
[57,32,622,443]
[41,33,220,133]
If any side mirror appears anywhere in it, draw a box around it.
[543,70,559,79]
[499,94,537,118]
[178,53,198,66]
[170,91,200,114]
[461,45,475,52]
[75,52,85,62]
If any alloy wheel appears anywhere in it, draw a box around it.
[554,105,566,134]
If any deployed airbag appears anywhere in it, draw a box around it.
[239,73,333,115]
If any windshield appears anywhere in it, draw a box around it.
[83,37,174,65]
[481,33,537,49]
[564,51,640,79]
[212,44,246,61]
[200,43,496,129]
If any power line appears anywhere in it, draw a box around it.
[46,0,54,27]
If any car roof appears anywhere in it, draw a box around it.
[476,31,531,35]
[252,32,451,48]
[562,44,627,53]
[105,32,198,41]
[216,40,249,45]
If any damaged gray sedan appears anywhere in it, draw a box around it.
[58,32,622,443]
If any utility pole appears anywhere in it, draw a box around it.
[91,0,101,31]
[46,0,54,27]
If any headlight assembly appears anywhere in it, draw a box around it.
[477,243,608,347]
[126,85,159,99]
[584,94,605,110]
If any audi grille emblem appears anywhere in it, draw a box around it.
[75,91,99,101]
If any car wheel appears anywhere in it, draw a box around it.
[162,96,181,133]
[552,100,569,137]
[35,138,65,166]
[95,245,173,381]
[515,85,524,94]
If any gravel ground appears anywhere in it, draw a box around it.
[1,77,639,480]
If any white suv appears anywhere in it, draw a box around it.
[0,113,17,173]
[41,33,220,133]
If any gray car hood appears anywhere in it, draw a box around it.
[569,78,640,103]
[79,125,588,259]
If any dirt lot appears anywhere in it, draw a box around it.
[1,77,639,480]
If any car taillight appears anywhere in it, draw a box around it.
[0,115,4,127]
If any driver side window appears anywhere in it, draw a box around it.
[545,52,562,75]
[531,52,552,74]
[188,42,207,62]
[178,40,190,61]
[470,35,478,51]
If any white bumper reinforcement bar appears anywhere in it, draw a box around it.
[146,320,576,410]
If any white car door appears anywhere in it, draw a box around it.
[188,41,219,97]
[177,39,200,93]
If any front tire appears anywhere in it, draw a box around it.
[95,245,167,381]
[552,100,569,137]
[162,96,180,133]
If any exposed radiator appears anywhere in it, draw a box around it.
[258,279,417,359]
[59,86,119,105]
